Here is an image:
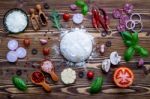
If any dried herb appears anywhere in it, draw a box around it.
[49,10,61,30]
[121,31,149,61]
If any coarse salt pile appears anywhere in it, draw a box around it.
[5,10,28,33]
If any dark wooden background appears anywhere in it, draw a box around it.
[0,0,150,99]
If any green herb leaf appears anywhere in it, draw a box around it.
[81,5,88,15]
[124,40,133,47]
[12,76,27,91]
[124,46,135,61]
[121,31,132,41]
[132,32,139,45]
[139,47,149,57]
[75,0,86,7]
[90,77,103,94]
[49,10,61,30]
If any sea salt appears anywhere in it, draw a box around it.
[5,10,28,33]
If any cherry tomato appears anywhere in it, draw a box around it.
[113,67,134,88]
[43,47,50,56]
[23,39,30,47]
[63,13,70,21]
[87,71,94,79]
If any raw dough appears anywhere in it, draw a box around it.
[60,28,93,63]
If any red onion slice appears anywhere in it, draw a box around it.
[123,3,133,14]
[7,51,18,62]
[7,39,18,50]
[113,9,123,19]
[16,47,27,58]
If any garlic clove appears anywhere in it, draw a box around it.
[101,59,111,73]
[110,51,121,65]
[40,39,48,45]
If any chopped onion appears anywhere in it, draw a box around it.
[7,39,19,51]
[7,51,18,62]
[16,47,27,58]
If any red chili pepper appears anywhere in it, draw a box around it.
[91,7,109,33]
[92,17,98,28]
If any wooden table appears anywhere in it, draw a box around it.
[0,0,150,99]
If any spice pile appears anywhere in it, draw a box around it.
[2,0,149,94]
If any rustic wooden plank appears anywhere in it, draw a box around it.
[0,0,150,99]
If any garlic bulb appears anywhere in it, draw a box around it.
[61,68,76,84]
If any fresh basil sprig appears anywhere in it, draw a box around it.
[121,31,149,61]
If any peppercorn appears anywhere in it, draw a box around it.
[78,71,84,78]
[105,41,112,47]
[32,48,38,55]
[16,69,22,76]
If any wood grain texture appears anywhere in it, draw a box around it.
[0,0,150,99]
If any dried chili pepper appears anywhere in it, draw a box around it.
[91,7,109,34]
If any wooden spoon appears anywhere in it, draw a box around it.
[31,71,51,92]
[29,8,40,31]
[36,4,48,26]
[41,60,59,82]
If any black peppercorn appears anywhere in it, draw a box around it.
[16,69,22,76]
[32,48,38,55]
[78,71,84,78]
[105,41,112,47]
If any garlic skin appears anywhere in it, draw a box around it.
[60,28,93,63]
[110,51,121,65]
[61,68,76,84]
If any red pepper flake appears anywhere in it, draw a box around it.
[32,71,45,83]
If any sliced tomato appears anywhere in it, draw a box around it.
[113,67,134,88]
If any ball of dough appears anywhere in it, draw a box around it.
[60,28,93,63]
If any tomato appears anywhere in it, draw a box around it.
[23,39,30,47]
[87,71,94,79]
[43,47,50,56]
[63,13,70,21]
[113,67,134,88]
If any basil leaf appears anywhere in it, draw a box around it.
[75,0,86,7]
[124,40,133,47]
[138,47,149,57]
[124,46,135,61]
[121,31,132,41]
[132,32,139,45]
[81,5,88,15]
[12,76,28,91]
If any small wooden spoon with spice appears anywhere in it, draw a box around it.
[41,60,59,82]
[36,4,48,26]
[31,71,51,92]
[29,8,40,31]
